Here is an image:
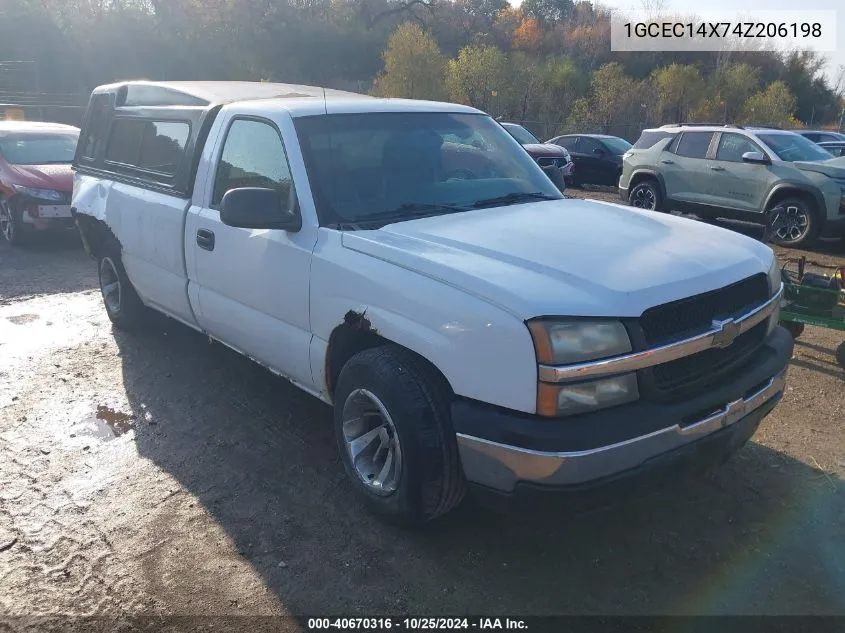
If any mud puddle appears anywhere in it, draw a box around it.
[71,405,136,442]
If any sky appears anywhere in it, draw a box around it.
[573,0,842,88]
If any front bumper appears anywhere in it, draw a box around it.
[13,196,74,232]
[453,326,792,494]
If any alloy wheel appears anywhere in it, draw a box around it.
[99,257,123,316]
[771,204,810,244]
[631,185,656,209]
[0,205,13,242]
[341,388,403,496]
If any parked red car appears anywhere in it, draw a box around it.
[500,122,573,191]
[0,121,80,245]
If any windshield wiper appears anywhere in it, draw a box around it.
[360,202,470,224]
[472,191,560,208]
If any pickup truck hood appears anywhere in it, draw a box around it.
[341,199,774,319]
[10,164,73,191]
[793,156,845,178]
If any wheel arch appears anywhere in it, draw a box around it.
[764,184,824,216]
[72,210,122,260]
[324,311,455,401]
[628,169,666,200]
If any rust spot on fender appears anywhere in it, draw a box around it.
[343,309,375,333]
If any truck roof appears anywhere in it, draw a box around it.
[91,80,482,117]
[92,80,365,107]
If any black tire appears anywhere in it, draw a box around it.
[628,179,663,212]
[333,345,466,524]
[836,342,845,369]
[781,321,805,339]
[0,200,29,247]
[766,197,820,247]
[98,251,149,330]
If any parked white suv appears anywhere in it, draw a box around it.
[72,82,792,523]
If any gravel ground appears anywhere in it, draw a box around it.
[0,208,843,630]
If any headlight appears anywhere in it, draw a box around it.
[12,185,65,202]
[537,373,639,417]
[767,256,782,297]
[527,319,632,365]
[766,257,783,335]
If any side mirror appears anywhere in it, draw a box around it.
[741,151,770,165]
[220,187,301,232]
[593,147,605,156]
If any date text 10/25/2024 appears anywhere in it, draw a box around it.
[307,618,528,631]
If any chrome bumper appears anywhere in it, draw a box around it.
[456,369,786,493]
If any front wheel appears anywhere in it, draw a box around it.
[836,342,845,369]
[0,201,28,246]
[766,197,820,247]
[628,180,663,212]
[98,254,149,330]
[333,345,466,524]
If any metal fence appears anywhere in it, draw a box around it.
[0,60,87,126]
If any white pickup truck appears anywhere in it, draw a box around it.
[72,81,792,523]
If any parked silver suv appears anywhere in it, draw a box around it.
[619,124,845,246]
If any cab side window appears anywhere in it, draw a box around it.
[212,118,293,207]
[715,133,762,162]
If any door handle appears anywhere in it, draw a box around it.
[660,159,674,164]
[196,229,215,251]
[710,166,726,171]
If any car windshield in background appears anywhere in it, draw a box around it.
[0,133,79,165]
[757,133,833,163]
[503,124,540,145]
[295,112,562,228]
[602,137,633,154]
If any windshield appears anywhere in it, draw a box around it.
[0,132,79,165]
[503,124,540,145]
[295,112,562,228]
[757,133,833,163]
[601,137,633,155]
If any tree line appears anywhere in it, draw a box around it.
[1,0,842,139]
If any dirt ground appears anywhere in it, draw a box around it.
[1,200,844,629]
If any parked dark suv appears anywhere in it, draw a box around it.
[500,122,573,191]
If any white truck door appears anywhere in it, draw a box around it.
[185,113,318,391]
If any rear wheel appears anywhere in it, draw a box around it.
[766,197,820,247]
[628,179,663,212]
[98,253,149,330]
[334,345,466,524]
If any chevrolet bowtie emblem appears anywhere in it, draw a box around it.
[711,318,741,348]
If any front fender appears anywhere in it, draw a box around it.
[309,230,539,414]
